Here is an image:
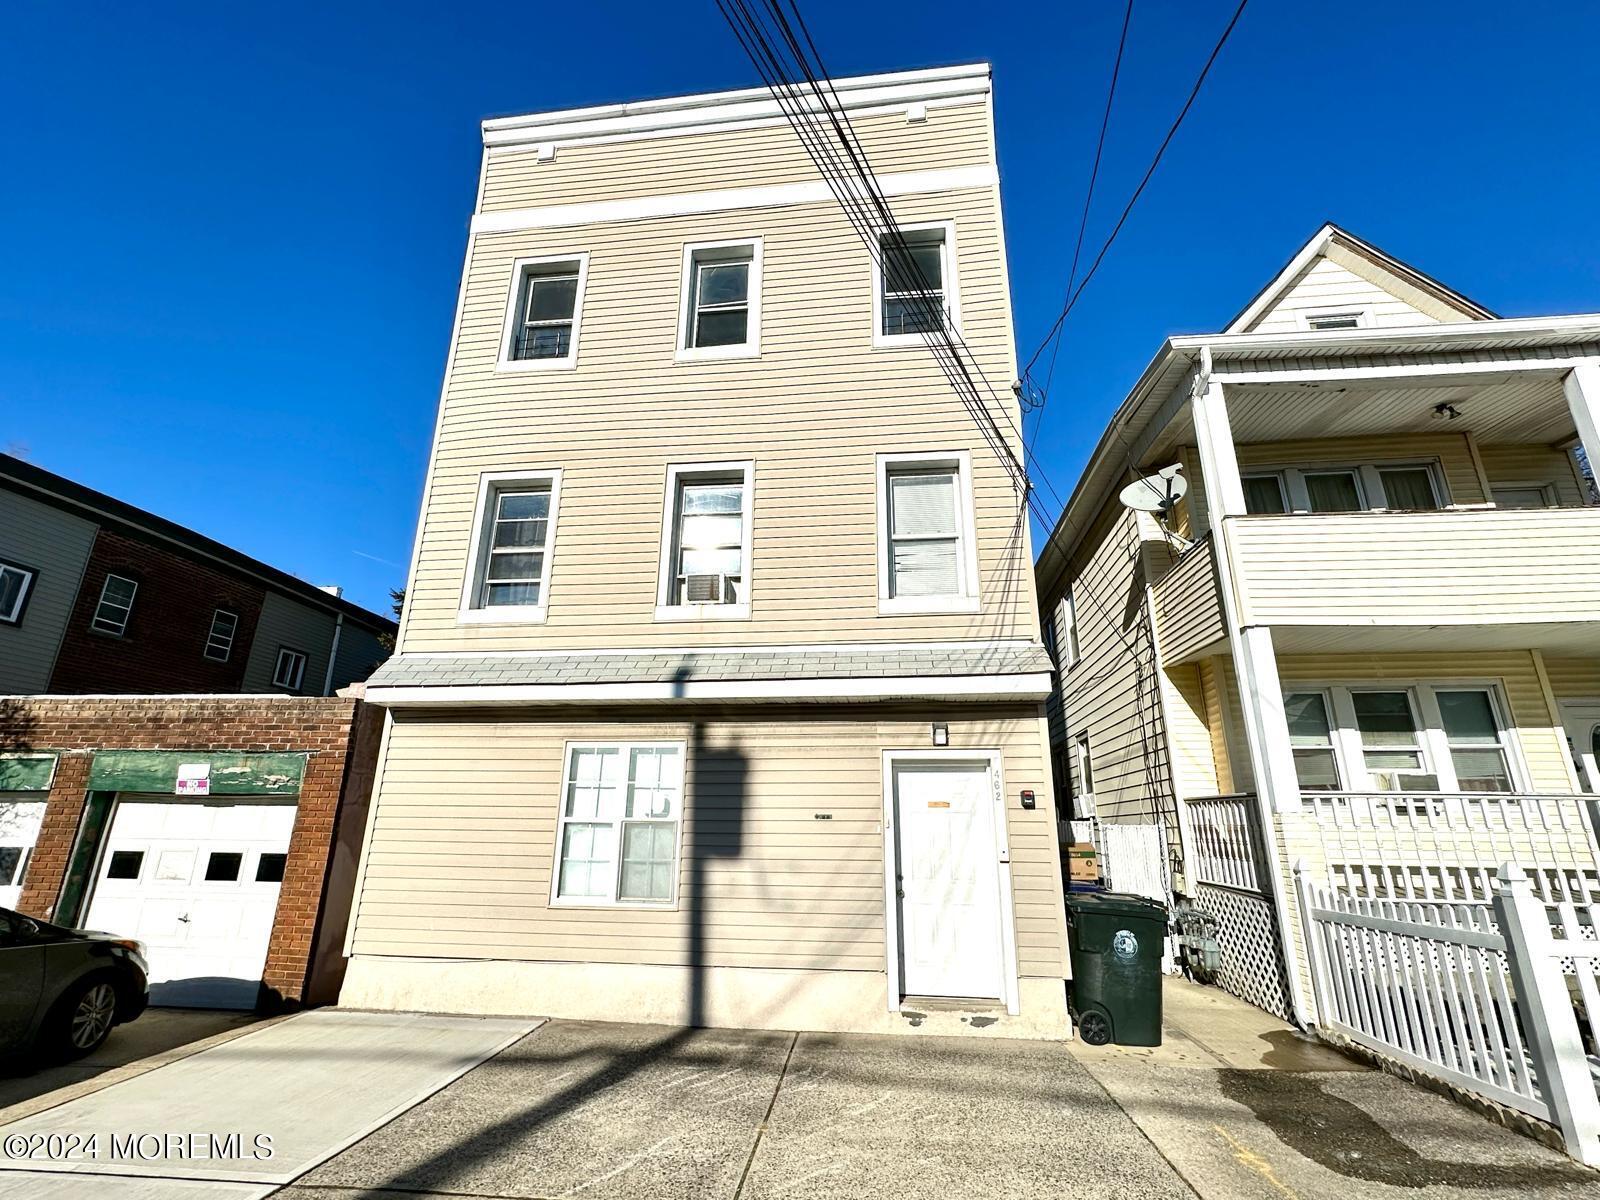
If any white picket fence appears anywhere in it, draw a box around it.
[1296,862,1600,1166]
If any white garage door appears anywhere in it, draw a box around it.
[0,798,47,910]
[82,799,297,1009]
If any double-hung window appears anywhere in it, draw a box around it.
[0,559,37,625]
[878,452,977,613]
[678,240,760,358]
[1294,683,1525,794]
[553,742,684,906]
[875,222,958,346]
[1074,734,1096,819]
[656,462,752,618]
[1242,464,1444,514]
[272,647,307,692]
[1284,691,1341,791]
[1058,590,1081,670]
[1492,485,1555,510]
[204,609,238,661]
[499,255,588,369]
[90,574,137,636]
[460,470,562,622]
[1434,689,1514,792]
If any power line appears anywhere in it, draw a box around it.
[1021,0,1251,390]
[1039,0,1136,410]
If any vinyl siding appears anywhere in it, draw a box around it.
[1545,656,1600,702]
[1227,508,1600,627]
[401,187,1032,653]
[1476,442,1590,508]
[241,592,337,694]
[481,103,992,212]
[331,622,389,691]
[1241,238,1479,333]
[1152,537,1225,664]
[1163,662,1219,799]
[348,705,1066,977]
[0,490,96,693]
[1049,500,1172,826]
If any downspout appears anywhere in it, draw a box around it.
[1191,344,1313,1027]
[321,613,345,696]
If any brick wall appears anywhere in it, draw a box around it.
[47,528,266,694]
[1,694,375,1007]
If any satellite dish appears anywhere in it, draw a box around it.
[1118,464,1187,515]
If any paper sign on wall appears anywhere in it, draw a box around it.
[175,763,211,796]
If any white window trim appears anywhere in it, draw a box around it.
[548,739,687,911]
[273,646,308,692]
[1073,733,1095,818]
[204,608,238,662]
[675,237,763,362]
[495,252,591,373]
[1307,680,1531,794]
[879,748,1019,1016]
[1490,482,1558,509]
[90,574,137,636]
[654,460,755,621]
[1058,590,1081,670]
[876,450,979,615]
[458,468,564,625]
[0,559,37,625]
[1244,460,1448,513]
[872,219,961,349]
[1298,306,1372,332]
[1283,686,1344,791]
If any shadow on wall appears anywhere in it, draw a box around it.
[0,698,37,752]
[331,664,760,1191]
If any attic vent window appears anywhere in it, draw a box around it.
[1306,311,1365,331]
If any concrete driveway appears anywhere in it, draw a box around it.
[284,1019,1188,1200]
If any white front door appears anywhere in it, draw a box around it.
[82,799,296,1009]
[0,798,46,909]
[892,761,1006,1000]
[1561,702,1600,793]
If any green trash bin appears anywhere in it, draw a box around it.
[1064,890,1167,1046]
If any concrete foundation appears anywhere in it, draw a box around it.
[340,955,1071,1039]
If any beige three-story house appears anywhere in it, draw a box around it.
[341,64,1070,1036]
[1039,224,1600,1022]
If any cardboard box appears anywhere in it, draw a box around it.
[1067,845,1099,884]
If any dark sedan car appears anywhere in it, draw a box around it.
[0,907,148,1060]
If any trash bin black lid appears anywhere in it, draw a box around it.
[1063,889,1167,920]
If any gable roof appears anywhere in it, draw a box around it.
[0,452,396,633]
[1223,222,1498,333]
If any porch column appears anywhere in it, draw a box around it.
[1190,375,1303,819]
[1562,360,1600,487]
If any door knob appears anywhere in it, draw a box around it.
[178,914,191,924]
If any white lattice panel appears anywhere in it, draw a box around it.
[1194,882,1293,1021]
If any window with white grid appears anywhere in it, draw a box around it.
[553,743,684,906]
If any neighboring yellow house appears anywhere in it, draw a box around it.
[1038,224,1600,1022]
[342,64,1070,1036]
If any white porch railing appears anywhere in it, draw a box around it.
[1287,792,1600,904]
[1296,863,1600,1166]
[1184,794,1264,892]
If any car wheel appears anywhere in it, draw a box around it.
[53,978,120,1059]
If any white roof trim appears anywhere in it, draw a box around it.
[481,63,991,148]
[472,164,996,235]
[394,637,1038,661]
[367,672,1052,707]
[1181,312,1600,356]
[1224,223,1496,333]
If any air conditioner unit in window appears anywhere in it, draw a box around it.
[683,574,736,604]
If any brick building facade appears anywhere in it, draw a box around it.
[1,694,382,1007]
[48,528,267,694]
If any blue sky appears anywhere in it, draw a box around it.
[4,1,1597,614]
